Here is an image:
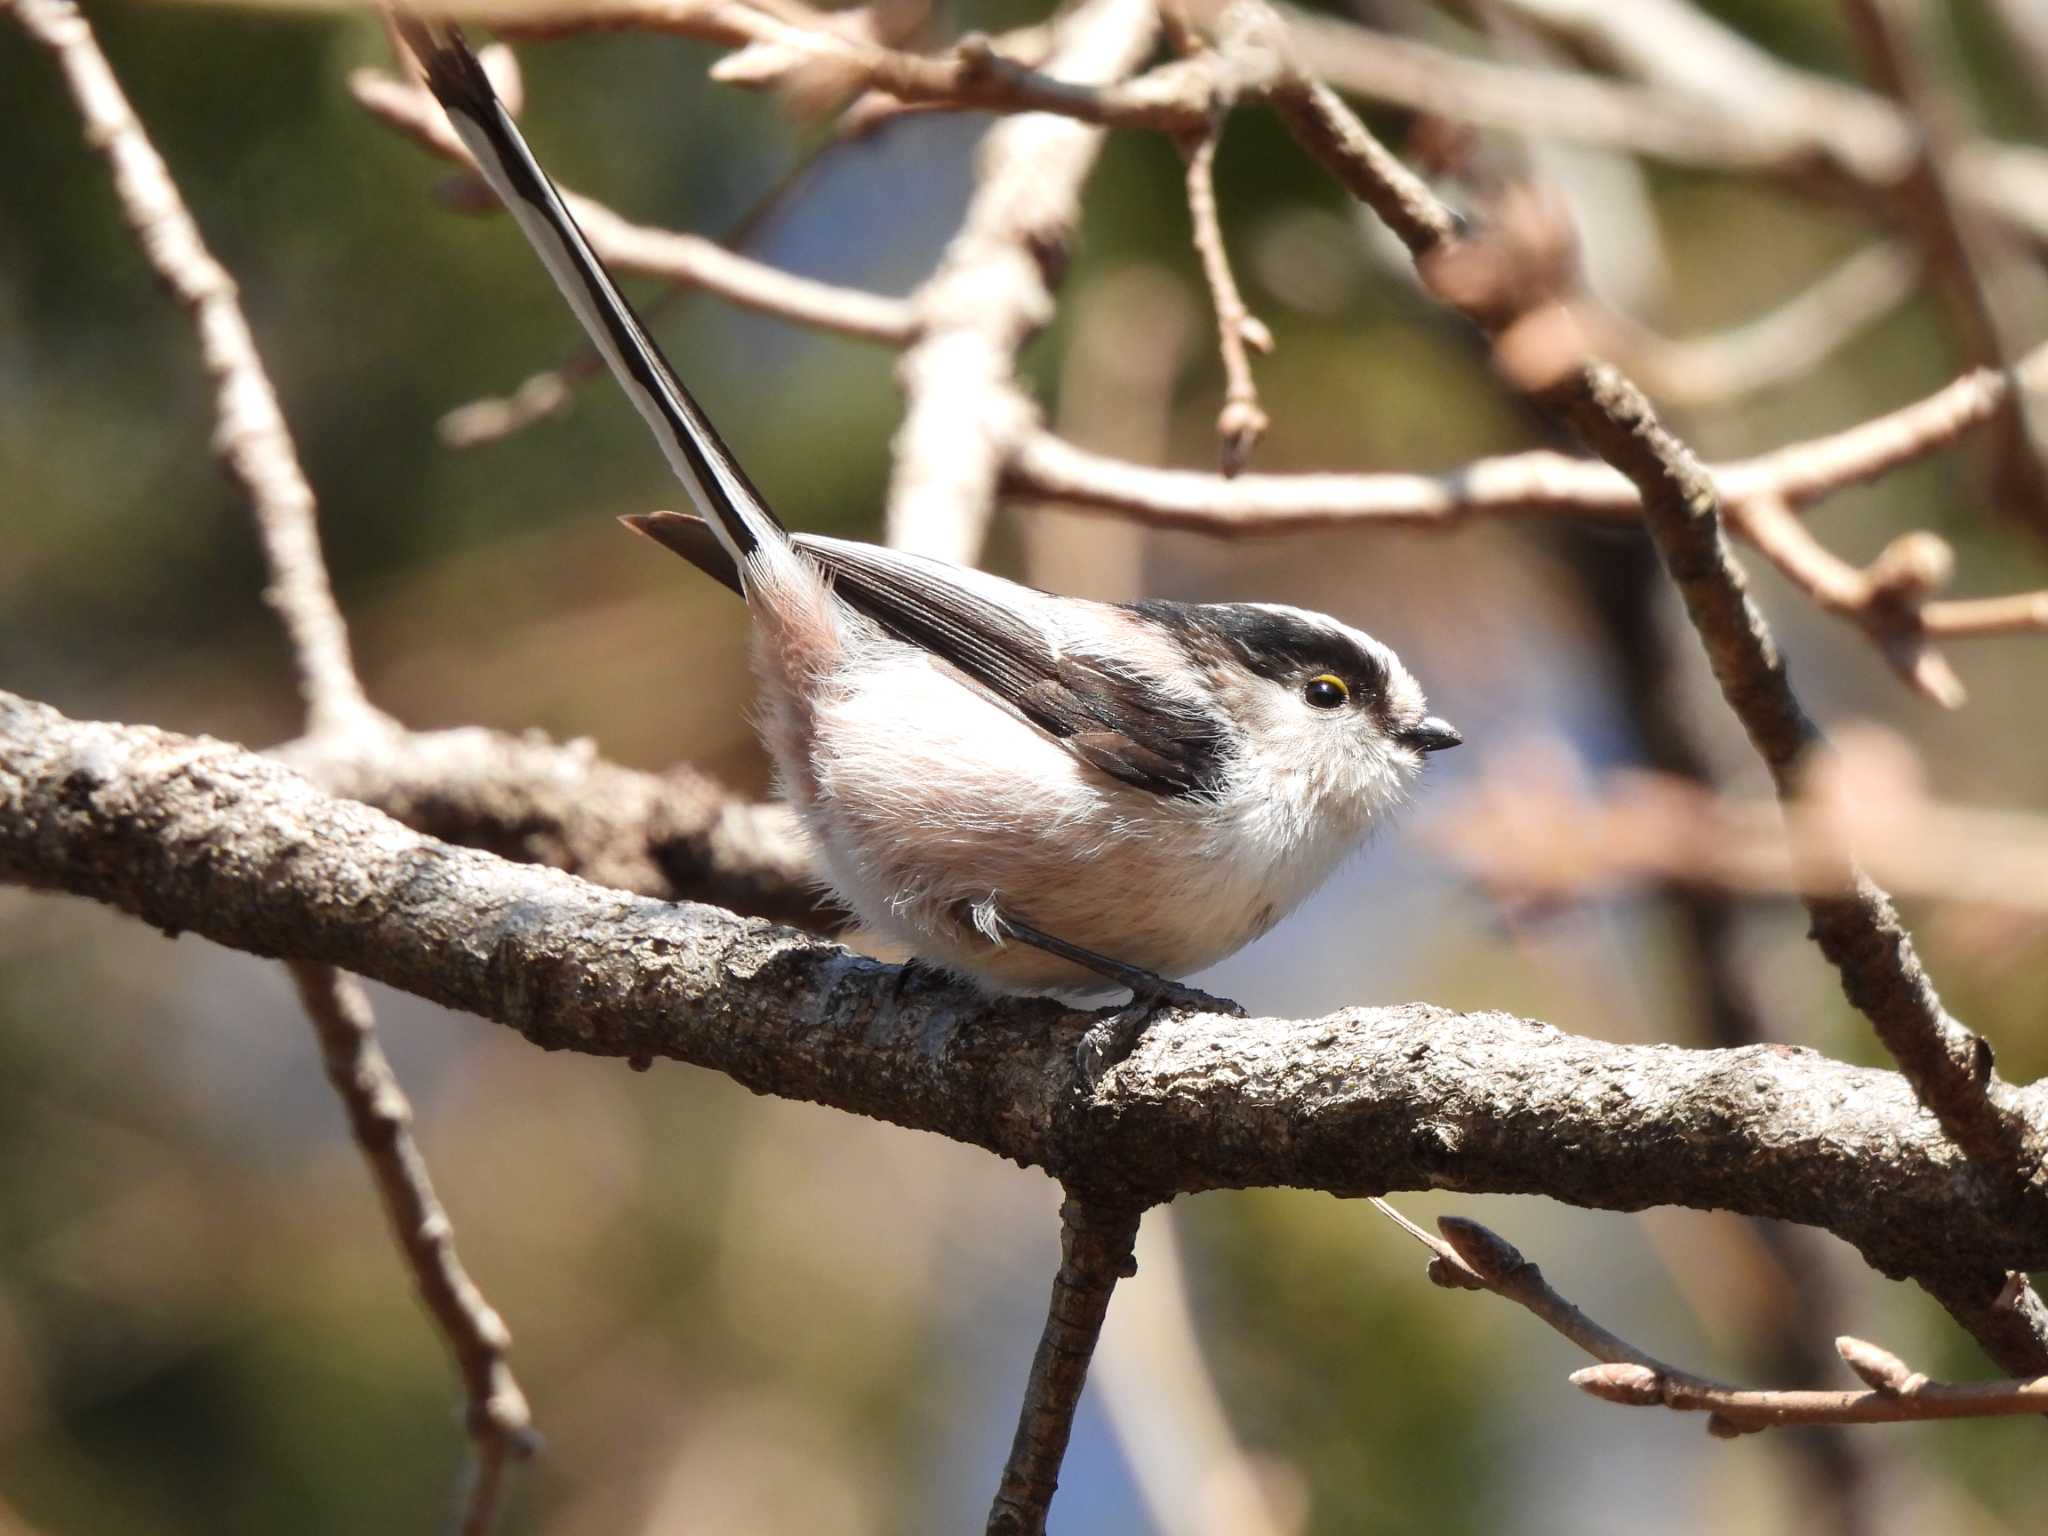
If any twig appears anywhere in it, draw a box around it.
[351,65,917,345]
[882,0,1159,561]
[1732,495,1973,706]
[987,1195,1146,1535]
[1007,339,2048,532]
[1838,0,2048,526]
[1577,1334,2048,1429]
[1181,112,1272,474]
[10,0,385,741]
[1388,1207,2048,1434]
[291,964,538,1511]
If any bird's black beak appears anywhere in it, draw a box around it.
[1400,716,1462,754]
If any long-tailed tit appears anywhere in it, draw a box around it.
[401,26,1460,1078]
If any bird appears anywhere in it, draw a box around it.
[399,22,1461,1080]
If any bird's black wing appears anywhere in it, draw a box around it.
[624,512,1230,798]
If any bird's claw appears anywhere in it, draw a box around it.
[1074,980,1245,1091]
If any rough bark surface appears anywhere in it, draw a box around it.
[7,691,2046,1291]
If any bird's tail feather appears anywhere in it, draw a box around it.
[399,20,787,571]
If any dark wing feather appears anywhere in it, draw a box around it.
[623,512,1229,798]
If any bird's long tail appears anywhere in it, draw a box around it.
[398,20,787,571]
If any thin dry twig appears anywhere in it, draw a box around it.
[291,964,539,1500]
[1577,1335,2048,1429]
[351,64,917,345]
[10,0,385,741]
[11,2,538,1520]
[1383,1206,2048,1435]
[987,1196,1146,1535]
[1007,339,2048,533]
[1838,0,2048,525]
[1372,1204,1760,1438]
[1181,112,1272,475]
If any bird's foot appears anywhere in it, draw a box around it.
[1075,977,1245,1092]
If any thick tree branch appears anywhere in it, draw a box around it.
[9,692,2048,1295]
[276,724,830,927]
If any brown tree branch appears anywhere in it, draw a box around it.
[1387,1207,2048,1439]
[987,1196,1145,1535]
[290,963,539,1498]
[1004,340,2048,532]
[1577,1334,2048,1429]
[275,724,830,927]
[12,692,2048,1295]
[1838,0,2048,524]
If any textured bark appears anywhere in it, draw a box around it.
[277,725,831,929]
[6,691,2048,1291]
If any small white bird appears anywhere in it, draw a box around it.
[403,26,1459,1077]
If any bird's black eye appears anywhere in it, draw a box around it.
[1303,673,1349,710]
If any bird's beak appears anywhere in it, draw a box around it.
[1400,716,1462,754]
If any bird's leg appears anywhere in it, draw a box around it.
[984,907,1245,1089]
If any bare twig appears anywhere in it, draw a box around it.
[1577,1334,2048,1429]
[1838,0,2048,525]
[1181,112,1272,475]
[987,1195,1146,1535]
[882,0,1159,561]
[351,65,917,345]
[291,963,538,1509]
[1393,1209,2048,1434]
[1005,336,2048,535]
[10,0,384,740]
